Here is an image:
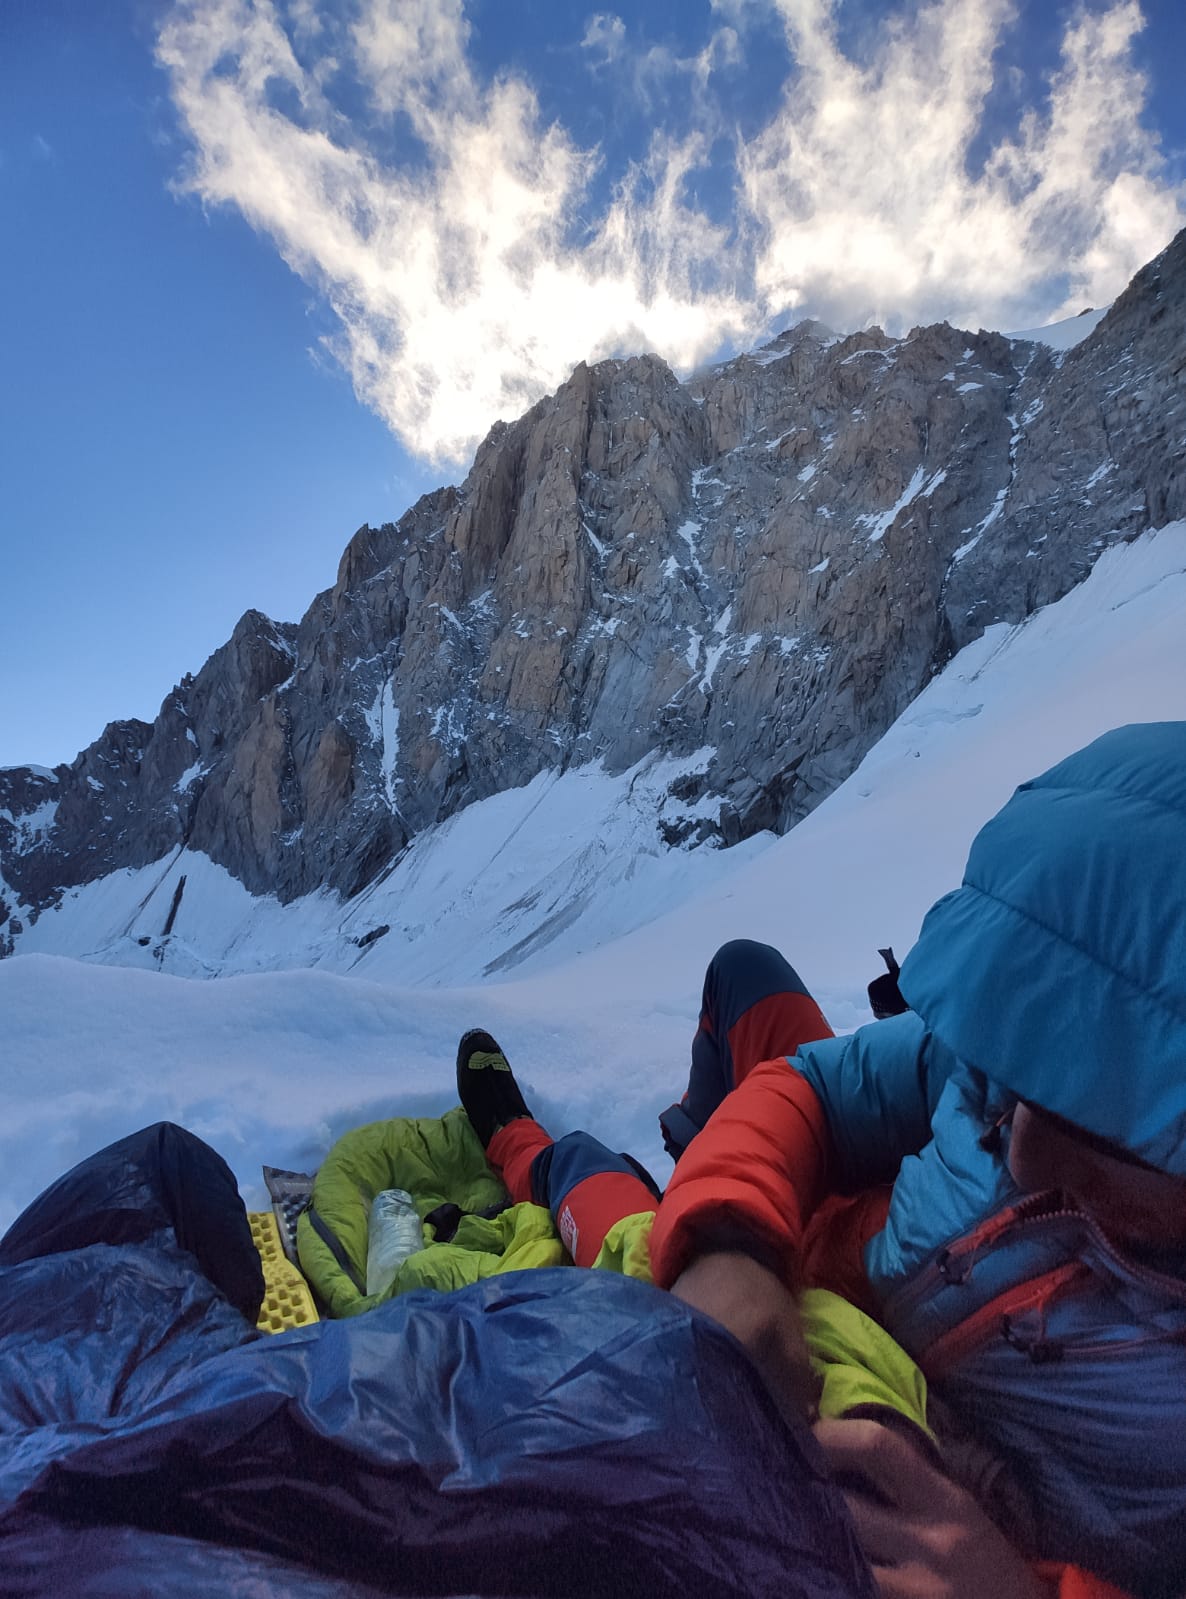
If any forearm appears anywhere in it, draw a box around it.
[649,1057,830,1289]
[670,1249,822,1428]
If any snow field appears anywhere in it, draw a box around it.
[1,521,1184,1230]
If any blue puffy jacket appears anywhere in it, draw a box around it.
[656,723,1186,1598]
[809,724,1186,1596]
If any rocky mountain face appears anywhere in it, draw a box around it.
[3,229,1185,952]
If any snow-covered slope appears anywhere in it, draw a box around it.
[9,750,775,983]
[2,521,1184,1231]
[1005,305,1110,350]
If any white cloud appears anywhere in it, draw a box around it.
[284,0,323,40]
[581,11,742,110]
[742,0,1183,330]
[581,12,627,63]
[158,0,1184,466]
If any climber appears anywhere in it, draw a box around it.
[456,721,1186,1599]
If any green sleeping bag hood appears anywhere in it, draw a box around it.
[296,1107,566,1318]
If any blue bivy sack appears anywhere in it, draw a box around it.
[0,1122,875,1597]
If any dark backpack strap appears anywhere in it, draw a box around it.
[424,1198,515,1245]
[423,1202,464,1243]
[868,946,909,1019]
[306,1206,366,1295]
[659,1100,704,1163]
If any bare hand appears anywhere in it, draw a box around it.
[670,1250,821,1428]
[813,1418,1050,1599]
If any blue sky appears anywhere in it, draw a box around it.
[3,0,1184,769]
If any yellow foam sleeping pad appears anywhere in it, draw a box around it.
[249,1210,320,1333]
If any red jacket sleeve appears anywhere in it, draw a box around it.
[648,1056,830,1289]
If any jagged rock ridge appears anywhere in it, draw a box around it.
[2,228,1185,950]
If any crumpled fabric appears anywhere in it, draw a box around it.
[0,1123,876,1598]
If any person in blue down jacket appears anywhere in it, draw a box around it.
[468,723,1186,1599]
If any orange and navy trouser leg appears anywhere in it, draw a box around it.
[659,939,834,1160]
[486,1120,660,1269]
[487,940,832,1266]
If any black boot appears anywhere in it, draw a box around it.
[456,1029,532,1148]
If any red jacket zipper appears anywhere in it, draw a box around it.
[882,1192,1064,1326]
[886,1189,1186,1332]
[921,1261,1091,1381]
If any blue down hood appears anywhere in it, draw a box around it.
[900,723,1186,1174]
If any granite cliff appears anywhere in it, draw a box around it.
[2,227,1184,957]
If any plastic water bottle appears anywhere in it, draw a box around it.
[366,1188,424,1297]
